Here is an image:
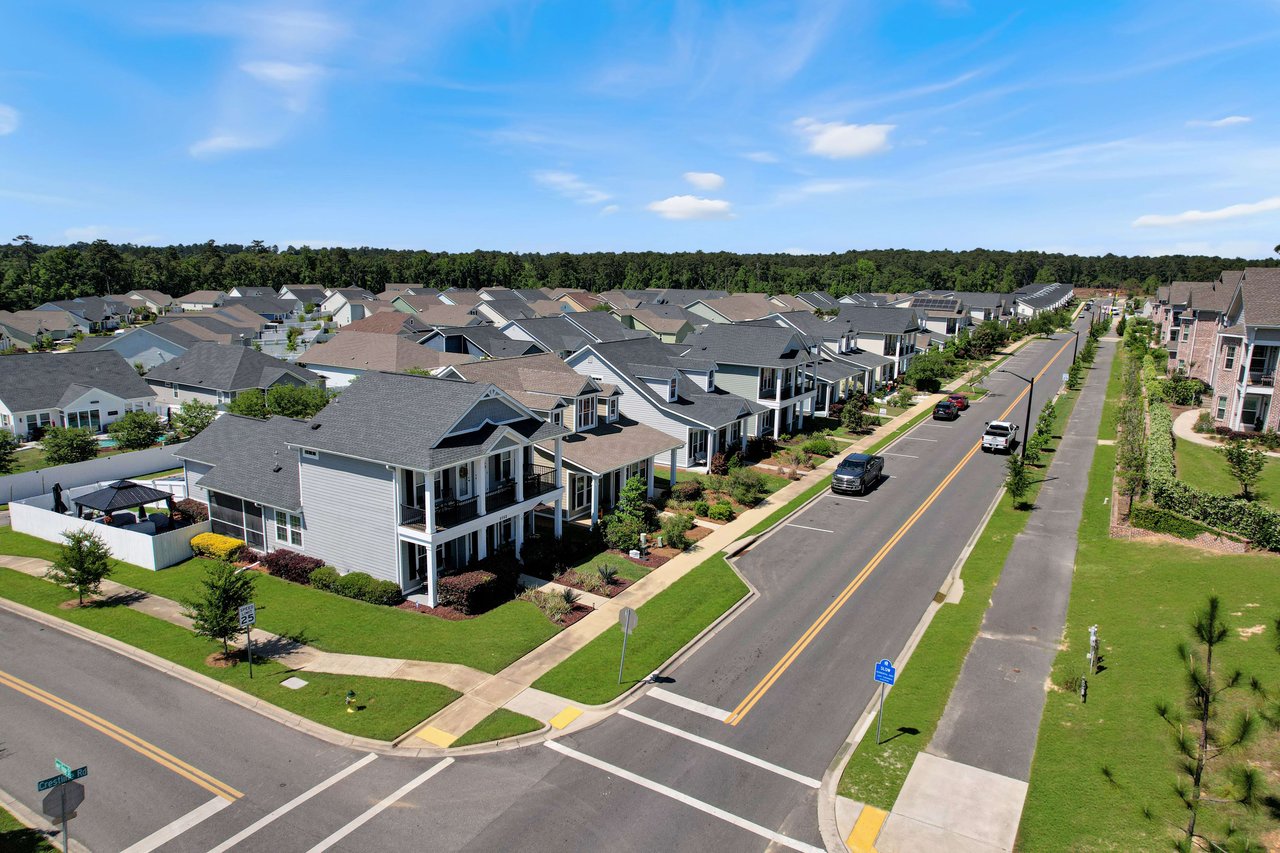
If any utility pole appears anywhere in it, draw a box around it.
[999,369,1035,459]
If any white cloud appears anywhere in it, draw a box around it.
[646,195,734,220]
[0,104,19,135]
[600,204,620,216]
[190,133,268,158]
[744,151,779,163]
[241,60,325,84]
[532,170,611,205]
[1186,115,1252,128]
[794,117,894,158]
[683,171,725,190]
[1133,196,1280,227]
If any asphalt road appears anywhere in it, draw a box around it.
[0,318,1092,852]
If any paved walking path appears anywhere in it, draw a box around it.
[1172,407,1280,457]
[873,336,1116,853]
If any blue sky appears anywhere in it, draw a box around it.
[2,1,1279,257]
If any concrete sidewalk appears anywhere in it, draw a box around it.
[875,335,1115,853]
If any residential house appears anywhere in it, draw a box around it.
[440,354,682,526]
[565,337,764,470]
[0,309,90,347]
[391,298,482,328]
[1209,268,1280,432]
[500,316,643,359]
[220,296,300,323]
[1161,281,1198,362]
[319,288,380,327]
[145,342,322,418]
[796,291,842,311]
[768,294,815,313]
[177,290,226,312]
[380,283,439,300]
[76,321,235,371]
[1172,276,1236,380]
[1011,282,1074,318]
[614,305,701,343]
[436,289,485,309]
[908,295,972,338]
[686,293,778,325]
[38,296,130,333]
[752,312,893,411]
[278,286,329,308]
[0,351,156,438]
[342,312,436,338]
[680,323,818,438]
[475,295,566,325]
[124,290,174,315]
[554,290,603,312]
[838,293,893,307]
[835,305,923,379]
[563,311,653,345]
[420,325,547,359]
[176,372,568,602]
[297,331,474,387]
[227,286,278,298]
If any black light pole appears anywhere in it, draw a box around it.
[1072,329,1080,363]
[999,368,1034,459]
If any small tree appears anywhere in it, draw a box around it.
[611,475,652,527]
[841,392,871,433]
[1220,440,1265,500]
[41,426,98,465]
[285,326,302,352]
[181,561,256,658]
[1005,453,1031,509]
[170,399,217,439]
[45,529,113,605]
[266,385,330,419]
[0,428,19,475]
[226,389,268,419]
[107,410,164,450]
[1151,596,1265,853]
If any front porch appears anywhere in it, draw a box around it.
[401,508,540,606]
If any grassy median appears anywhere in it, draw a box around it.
[450,709,544,748]
[532,553,748,704]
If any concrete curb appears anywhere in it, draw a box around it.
[0,782,92,853]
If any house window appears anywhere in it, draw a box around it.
[550,409,563,427]
[576,396,596,430]
[1225,345,1237,370]
[667,378,678,402]
[494,450,513,482]
[572,474,590,510]
[607,399,618,422]
[274,511,303,547]
[1216,396,1227,419]
[302,449,319,459]
[1181,326,1189,341]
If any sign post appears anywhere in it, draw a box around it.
[617,607,638,685]
[40,760,87,853]
[873,659,896,745]
[238,603,256,678]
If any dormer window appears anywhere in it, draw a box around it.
[706,370,715,390]
[607,398,618,422]
[550,409,563,427]
[576,396,597,430]
[667,377,678,402]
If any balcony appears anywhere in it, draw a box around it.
[486,480,518,512]
[435,496,480,529]
[1247,371,1275,388]
[524,465,559,499]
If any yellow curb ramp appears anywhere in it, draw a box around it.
[548,706,582,730]
[415,725,459,748]
[846,805,887,852]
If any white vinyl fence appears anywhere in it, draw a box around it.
[0,443,187,505]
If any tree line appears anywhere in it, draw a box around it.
[2,236,1277,311]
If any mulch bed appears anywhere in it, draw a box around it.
[395,600,473,620]
[559,604,593,628]
[554,570,633,598]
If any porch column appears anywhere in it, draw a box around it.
[772,406,781,439]
[554,439,563,487]
[515,446,525,502]
[739,422,747,452]
[426,545,439,608]
[776,369,783,404]
[894,335,902,377]
[590,475,601,528]
[477,457,487,515]
[797,400,805,430]
[514,512,525,559]
[554,498,563,538]
[646,459,656,499]
[669,447,677,480]
[708,428,718,461]
[425,474,436,532]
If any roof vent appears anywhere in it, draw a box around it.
[272,464,282,473]
[310,423,321,430]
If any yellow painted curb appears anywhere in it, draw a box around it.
[415,725,458,748]
[548,706,582,730]
[846,805,887,853]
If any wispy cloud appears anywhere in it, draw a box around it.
[600,204,620,216]
[683,171,725,190]
[794,118,894,158]
[1133,196,1280,228]
[190,133,270,158]
[1186,115,1252,128]
[647,195,734,220]
[0,104,19,135]
[532,170,612,205]
[744,151,779,163]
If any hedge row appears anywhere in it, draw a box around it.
[1146,404,1174,482]
[437,570,508,615]
[1129,504,1210,540]
[190,532,245,561]
[308,566,403,606]
[262,549,325,584]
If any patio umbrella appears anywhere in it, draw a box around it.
[51,483,66,515]
[73,480,173,515]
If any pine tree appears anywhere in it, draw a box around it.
[45,530,114,605]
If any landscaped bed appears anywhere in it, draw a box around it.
[450,708,544,748]
[1174,436,1280,510]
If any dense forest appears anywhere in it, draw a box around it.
[1,237,1276,311]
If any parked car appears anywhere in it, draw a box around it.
[933,400,960,421]
[831,452,884,496]
[981,420,1019,453]
[946,393,970,411]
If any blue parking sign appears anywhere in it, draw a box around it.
[874,659,896,685]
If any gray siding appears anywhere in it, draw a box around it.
[569,352,697,468]
[184,461,212,505]
[713,363,759,401]
[451,398,523,433]
[298,452,398,584]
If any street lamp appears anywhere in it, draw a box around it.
[999,368,1034,459]
[1071,329,1080,363]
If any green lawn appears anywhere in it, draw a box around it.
[837,387,1081,807]
[0,528,559,674]
[565,550,650,583]
[8,444,137,475]
[450,708,544,748]
[532,553,749,704]
[1098,345,1126,441]
[1175,438,1280,508]
[0,806,53,853]
[0,566,459,740]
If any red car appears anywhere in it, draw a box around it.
[947,393,970,411]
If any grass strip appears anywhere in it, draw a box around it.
[532,554,748,704]
[1097,345,1126,441]
[0,806,53,853]
[449,708,544,748]
[0,565,459,741]
[837,384,1080,806]
[0,528,558,674]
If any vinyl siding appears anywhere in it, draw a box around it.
[712,364,759,401]
[451,398,524,434]
[298,451,398,583]
[184,461,212,505]
[568,352,698,468]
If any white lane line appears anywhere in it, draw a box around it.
[618,709,821,789]
[305,758,453,853]
[123,797,234,853]
[882,452,918,458]
[786,522,835,534]
[207,753,378,853]
[545,741,824,853]
[648,687,733,721]
[899,436,938,442]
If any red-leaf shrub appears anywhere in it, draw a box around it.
[173,498,208,522]
[262,549,325,585]
[437,570,504,615]
[671,479,703,501]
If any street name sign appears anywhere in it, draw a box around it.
[238,603,256,628]
[874,659,896,686]
[37,767,87,791]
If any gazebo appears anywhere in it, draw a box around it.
[72,480,177,530]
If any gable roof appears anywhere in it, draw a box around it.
[290,371,567,470]
[424,325,548,358]
[682,323,815,368]
[1240,268,1280,327]
[564,310,650,341]
[511,315,644,354]
[0,309,87,337]
[279,286,328,304]
[342,311,435,336]
[177,290,226,304]
[796,291,840,309]
[145,343,320,392]
[0,351,155,411]
[221,296,298,316]
[448,352,601,410]
[835,305,922,334]
[126,290,174,307]
[297,332,475,373]
[175,415,307,512]
[690,293,777,321]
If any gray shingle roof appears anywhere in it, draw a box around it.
[220,296,299,316]
[281,286,328,304]
[297,332,475,372]
[564,311,649,342]
[682,323,815,369]
[1011,282,1073,310]
[0,351,155,412]
[545,416,684,476]
[145,343,320,392]
[175,414,307,511]
[425,325,548,358]
[1240,268,1280,326]
[835,305,922,334]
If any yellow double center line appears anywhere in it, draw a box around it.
[724,334,1077,726]
[0,667,243,800]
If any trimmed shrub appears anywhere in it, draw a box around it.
[671,479,704,501]
[262,549,325,585]
[708,452,729,475]
[827,401,845,420]
[335,571,376,600]
[309,566,340,591]
[1193,411,1215,434]
[190,532,246,561]
[727,467,769,507]
[745,435,777,460]
[693,499,711,517]
[1129,505,1210,540]
[602,513,647,552]
[662,512,696,550]
[1253,429,1280,452]
[800,436,837,457]
[173,498,208,523]
[438,570,503,614]
[708,501,735,522]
